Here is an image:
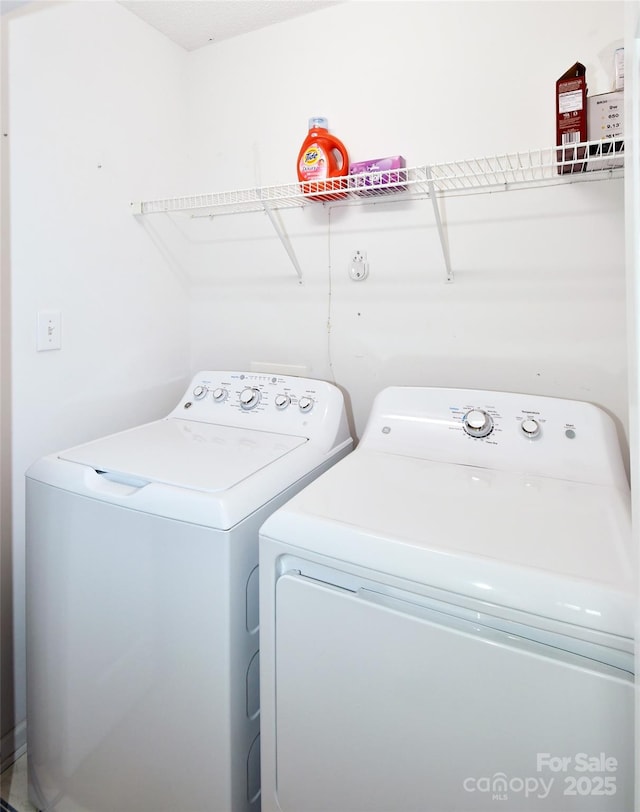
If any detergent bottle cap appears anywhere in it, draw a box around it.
[309,116,328,131]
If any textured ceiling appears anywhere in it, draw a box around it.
[0,0,30,13]
[118,0,341,52]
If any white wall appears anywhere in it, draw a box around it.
[624,2,640,808]
[3,0,192,763]
[179,0,627,444]
[1,0,630,769]
[1,0,14,773]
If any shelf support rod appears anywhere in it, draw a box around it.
[425,166,453,283]
[262,202,303,283]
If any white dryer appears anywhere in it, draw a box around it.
[259,387,635,812]
[26,370,352,812]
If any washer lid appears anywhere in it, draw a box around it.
[260,448,634,638]
[59,418,307,493]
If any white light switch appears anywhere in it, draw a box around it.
[37,310,62,351]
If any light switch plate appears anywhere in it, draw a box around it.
[37,310,62,351]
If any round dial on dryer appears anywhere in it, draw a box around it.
[192,385,207,400]
[520,418,541,439]
[240,387,261,410]
[212,387,228,403]
[462,408,494,438]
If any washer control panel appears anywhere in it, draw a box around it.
[168,371,347,444]
[361,387,627,489]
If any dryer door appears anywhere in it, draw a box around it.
[273,573,633,812]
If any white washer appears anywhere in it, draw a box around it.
[26,370,352,812]
[259,387,635,812]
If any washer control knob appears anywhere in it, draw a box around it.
[521,418,541,439]
[463,408,493,438]
[212,387,228,403]
[275,394,291,410]
[298,396,314,413]
[240,387,261,410]
[192,385,207,400]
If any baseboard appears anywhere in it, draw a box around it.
[0,721,26,774]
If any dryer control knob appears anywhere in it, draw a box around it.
[275,394,291,410]
[240,387,261,410]
[298,396,314,413]
[192,385,207,400]
[521,418,541,439]
[463,408,493,438]
[212,387,228,402]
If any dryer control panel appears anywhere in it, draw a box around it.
[169,371,350,451]
[360,387,628,489]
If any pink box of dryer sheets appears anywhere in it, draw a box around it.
[348,155,406,192]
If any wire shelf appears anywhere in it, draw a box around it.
[428,138,624,192]
[131,138,624,217]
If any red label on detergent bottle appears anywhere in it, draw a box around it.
[297,117,349,201]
